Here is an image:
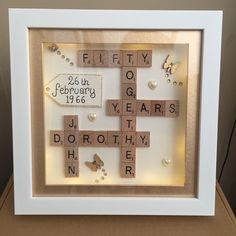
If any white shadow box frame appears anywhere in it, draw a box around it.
[9,9,222,215]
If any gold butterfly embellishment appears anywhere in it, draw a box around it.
[85,153,104,172]
[48,43,59,52]
[163,55,180,74]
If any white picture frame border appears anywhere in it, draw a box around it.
[9,9,222,215]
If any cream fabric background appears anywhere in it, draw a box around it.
[0,0,235,214]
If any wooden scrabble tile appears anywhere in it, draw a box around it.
[120,162,135,178]
[137,50,152,67]
[64,147,78,162]
[107,100,122,116]
[65,162,79,177]
[123,50,137,67]
[121,67,137,83]
[79,131,94,146]
[64,115,78,130]
[165,100,180,117]
[121,147,136,162]
[122,100,136,116]
[50,131,64,146]
[121,116,136,131]
[136,100,151,116]
[93,131,108,147]
[107,131,121,147]
[121,132,136,147]
[78,50,93,67]
[121,83,136,100]
[64,131,79,147]
[108,50,122,67]
[136,132,150,147]
[150,100,166,116]
[93,50,108,67]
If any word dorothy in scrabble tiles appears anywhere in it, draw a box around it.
[48,49,179,179]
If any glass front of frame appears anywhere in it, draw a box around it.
[29,29,201,197]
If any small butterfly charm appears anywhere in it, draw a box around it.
[48,43,59,52]
[85,153,104,172]
[163,55,180,75]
